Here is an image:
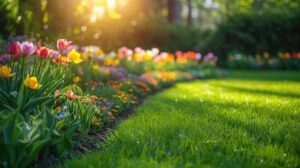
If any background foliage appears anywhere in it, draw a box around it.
[0,0,300,59]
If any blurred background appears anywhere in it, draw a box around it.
[0,0,300,62]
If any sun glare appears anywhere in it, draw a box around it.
[85,0,122,23]
[107,0,116,9]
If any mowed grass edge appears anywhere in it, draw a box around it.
[59,71,300,168]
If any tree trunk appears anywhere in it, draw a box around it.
[16,0,27,35]
[187,0,192,26]
[168,0,182,23]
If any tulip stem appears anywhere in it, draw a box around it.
[37,59,44,79]
[31,56,37,76]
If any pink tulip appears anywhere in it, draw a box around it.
[57,39,71,50]
[20,41,36,56]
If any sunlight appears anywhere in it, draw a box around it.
[107,0,116,9]
[86,0,122,22]
[93,6,105,15]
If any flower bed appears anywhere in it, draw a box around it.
[0,39,219,168]
[227,52,300,70]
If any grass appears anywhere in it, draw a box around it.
[60,71,300,168]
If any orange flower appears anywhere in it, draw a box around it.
[54,90,60,98]
[66,90,76,99]
[55,55,68,65]
[91,95,98,101]
[107,112,115,120]
[56,106,62,112]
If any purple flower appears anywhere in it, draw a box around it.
[20,41,36,56]
[50,50,60,58]
[203,52,218,64]
[0,54,11,64]
[103,101,111,107]
[195,53,202,61]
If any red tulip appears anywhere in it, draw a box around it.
[292,52,297,59]
[8,42,21,56]
[38,47,50,59]
[57,39,71,50]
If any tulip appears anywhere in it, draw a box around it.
[92,64,101,71]
[57,39,71,50]
[0,65,15,77]
[24,75,42,89]
[8,42,21,60]
[112,59,119,66]
[195,53,202,61]
[20,41,36,56]
[55,55,69,65]
[35,45,41,54]
[104,58,112,66]
[8,42,21,56]
[37,47,50,59]
[67,49,82,64]
[73,76,81,83]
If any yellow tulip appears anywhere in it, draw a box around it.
[104,58,112,66]
[24,75,42,89]
[92,64,101,71]
[98,49,104,56]
[104,69,110,75]
[0,66,15,77]
[80,53,89,61]
[68,49,82,64]
[73,76,81,84]
[112,59,119,66]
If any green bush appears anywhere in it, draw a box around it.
[205,10,300,60]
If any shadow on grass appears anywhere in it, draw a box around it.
[211,83,300,99]
[224,70,300,82]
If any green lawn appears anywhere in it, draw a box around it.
[60,71,300,168]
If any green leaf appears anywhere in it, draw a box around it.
[16,84,25,108]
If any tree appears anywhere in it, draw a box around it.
[168,0,182,23]
[187,0,192,26]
